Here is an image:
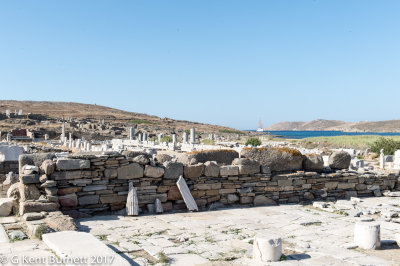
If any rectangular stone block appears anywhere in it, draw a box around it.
[52,171,82,181]
[83,185,108,192]
[56,159,90,170]
[99,195,127,204]
[20,174,40,184]
[78,195,99,205]
[219,166,239,176]
[117,163,143,179]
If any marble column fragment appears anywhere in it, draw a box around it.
[126,182,139,216]
[176,176,198,211]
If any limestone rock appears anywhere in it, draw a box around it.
[41,159,55,175]
[41,180,57,188]
[44,213,77,231]
[20,174,40,184]
[7,183,20,199]
[117,163,143,179]
[176,176,198,211]
[163,161,183,180]
[329,151,351,170]
[56,159,90,170]
[19,153,56,173]
[104,168,117,179]
[241,147,303,172]
[302,154,324,171]
[78,195,99,205]
[204,161,219,177]
[0,198,15,216]
[23,212,44,221]
[144,165,164,178]
[232,158,260,175]
[253,235,282,262]
[22,165,39,174]
[253,195,277,206]
[132,155,150,165]
[9,230,27,241]
[219,165,239,176]
[168,186,183,201]
[156,154,172,163]
[227,194,239,203]
[19,202,58,215]
[126,182,139,216]
[59,194,78,207]
[186,149,239,164]
[183,163,204,179]
[19,183,41,201]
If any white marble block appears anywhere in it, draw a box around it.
[253,234,282,262]
[354,222,380,249]
[176,176,198,211]
[126,182,139,216]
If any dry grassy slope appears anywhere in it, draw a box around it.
[266,119,400,132]
[0,100,242,133]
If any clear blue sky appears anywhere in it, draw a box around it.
[1,1,399,129]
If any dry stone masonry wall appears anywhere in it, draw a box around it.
[16,152,399,215]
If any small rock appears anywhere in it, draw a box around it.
[9,230,27,241]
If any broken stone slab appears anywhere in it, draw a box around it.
[383,191,400,197]
[354,222,381,250]
[126,182,139,216]
[253,234,282,262]
[176,176,198,211]
[23,212,44,221]
[0,198,15,216]
[56,158,90,170]
[43,231,131,266]
[41,159,55,175]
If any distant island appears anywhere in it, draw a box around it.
[266,119,400,133]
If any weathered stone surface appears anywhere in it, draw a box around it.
[227,194,239,203]
[104,168,118,179]
[204,161,219,177]
[138,193,168,204]
[45,187,58,196]
[19,153,56,173]
[186,149,239,164]
[82,185,107,192]
[23,212,44,221]
[329,151,351,170]
[45,213,77,231]
[56,159,90,170]
[132,155,150,165]
[41,180,57,188]
[41,159,55,175]
[219,165,239,176]
[232,158,260,175]
[19,183,41,201]
[156,154,172,163]
[168,186,183,201]
[100,195,127,204]
[163,162,183,180]
[57,187,81,195]
[176,176,198,211]
[303,154,324,171]
[253,195,277,206]
[59,194,78,207]
[144,165,164,178]
[7,183,20,199]
[117,163,143,179]
[78,195,99,205]
[20,174,40,184]
[126,182,139,216]
[19,202,58,215]
[51,171,82,181]
[0,198,14,216]
[183,163,204,179]
[241,147,303,172]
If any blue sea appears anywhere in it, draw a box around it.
[252,130,400,139]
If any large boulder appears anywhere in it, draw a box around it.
[41,159,56,175]
[329,151,351,170]
[186,149,239,165]
[163,161,183,180]
[302,154,324,171]
[232,158,260,175]
[241,147,303,172]
[19,153,56,173]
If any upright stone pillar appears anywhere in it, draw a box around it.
[158,133,163,143]
[5,110,10,117]
[172,134,177,144]
[183,132,188,143]
[176,176,198,211]
[143,132,148,141]
[44,134,49,140]
[380,149,385,169]
[61,123,65,141]
[126,182,139,216]
[138,133,143,142]
[155,198,163,214]
[253,235,282,262]
[190,128,196,144]
[129,127,135,140]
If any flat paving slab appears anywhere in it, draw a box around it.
[42,231,133,266]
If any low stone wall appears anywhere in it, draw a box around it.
[0,161,18,182]
[16,152,399,215]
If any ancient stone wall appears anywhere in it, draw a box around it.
[0,161,18,182]
[17,152,399,215]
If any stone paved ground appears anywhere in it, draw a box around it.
[75,197,400,265]
[0,197,398,265]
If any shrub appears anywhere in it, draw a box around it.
[130,119,154,125]
[370,137,400,155]
[245,137,262,147]
[160,136,173,143]
[202,139,215,145]
[219,129,244,135]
